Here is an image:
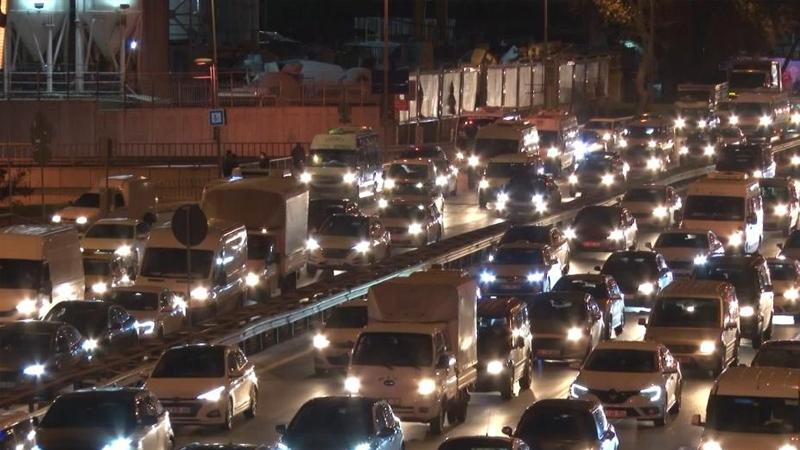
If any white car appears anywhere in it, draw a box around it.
[107,286,187,338]
[570,340,683,427]
[313,300,368,373]
[81,218,152,296]
[651,229,724,276]
[146,344,258,430]
[306,214,391,274]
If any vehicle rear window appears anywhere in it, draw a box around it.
[623,189,662,202]
[584,349,657,373]
[108,291,159,311]
[318,216,368,237]
[530,296,587,323]
[767,261,798,280]
[85,224,134,239]
[151,346,225,378]
[493,248,545,265]
[574,208,615,227]
[387,163,430,180]
[655,233,708,248]
[649,297,720,328]
[326,306,367,329]
[751,346,800,369]
[516,407,596,442]
[500,227,550,245]
[41,395,136,431]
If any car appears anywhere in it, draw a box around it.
[750,339,800,368]
[759,177,800,234]
[693,254,775,348]
[0,321,88,390]
[566,206,638,253]
[478,153,544,209]
[178,445,268,450]
[398,144,458,195]
[678,130,719,165]
[312,300,367,373]
[437,436,530,450]
[567,151,628,196]
[308,198,360,232]
[0,411,37,450]
[146,344,258,430]
[479,243,564,296]
[499,224,571,270]
[577,128,608,154]
[621,184,682,227]
[382,158,445,212]
[651,229,724,276]
[502,399,619,450]
[569,340,683,426]
[106,286,187,339]
[306,214,391,275]
[378,199,443,247]
[552,274,625,339]
[274,396,404,450]
[82,219,149,298]
[598,250,673,308]
[778,229,800,260]
[715,143,776,179]
[765,257,800,318]
[525,292,605,362]
[490,173,562,218]
[714,126,746,146]
[623,145,669,178]
[43,300,139,353]
[35,387,174,450]
[475,298,533,400]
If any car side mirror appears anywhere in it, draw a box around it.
[275,424,287,435]
[746,214,757,225]
[436,354,452,369]
[691,414,704,427]
[638,317,648,327]
[501,426,513,437]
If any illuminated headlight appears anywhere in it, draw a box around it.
[618,138,627,148]
[601,174,614,186]
[792,113,800,125]
[602,132,612,141]
[313,334,330,349]
[435,175,448,186]
[566,327,583,341]
[527,272,544,283]
[306,238,320,251]
[648,140,657,148]
[728,231,743,247]
[101,437,133,450]
[638,282,655,295]
[468,155,480,167]
[679,146,689,155]
[647,157,661,171]
[623,162,630,174]
[569,383,589,398]
[377,198,388,209]
[92,282,108,295]
[23,364,45,377]
[16,299,38,316]
[653,206,668,218]
[568,174,578,185]
[245,272,260,287]
[190,286,209,301]
[197,386,225,402]
[384,178,395,189]
[76,216,88,225]
[353,443,371,450]
[752,169,763,179]
[639,385,662,402]
[134,321,155,335]
[792,155,800,166]
[699,340,716,355]
[114,245,132,257]
[532,194,546,211]
[704,145,715,156]
[607,229,624,241]
[342,172,357,184]
[774,204,788,216]
[82,339,98,352]
[759,115,773,127]
[171,295,187,311]
[547,146,560,158]
[456,151,465,160]
[778,445,798,450]
[674,117,685,129]
[480,271,496,283]
[729,115,739,125]
[417,378,437,395]
[783,288,799,300]
[693,255,707,265]
[739,306,754,318]
[697,119,707,129]
[299,172,312,183]
[408,223,423,235]
[344,376,361,394]
[479,179,489,189]
[486,360,504,375]
[564,227,576,240]
[51,214,62,223]
[352,241,371,253]
[700,440,722,450]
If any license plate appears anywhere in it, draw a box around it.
[168,407,191,414]
[605,409,627,418]
[583,241,601,247]
[537,349,560,357]
[500,283,521,290]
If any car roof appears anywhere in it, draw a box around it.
[706,254,764,268]
[112,285,167,295]
[657,229,709,236]
[533,291,590,303]
[52,300,111,311]
[606,250,657,261]
[594,340,660,351]
[497,242,549,251]
[714,366,800,398]
[759,177,793,187]
[178,444,267,450]
[523,398,599,414]
[301,396,378,409]
[167,343,228,353]
[390,158,432,166]
[440,436,515,446]
[559,273,608,282]
[477,297,524,318]
[57,387,144,401]
[660,279,733,299]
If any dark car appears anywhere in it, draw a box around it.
[308,198,360,231]
[43,300,139,353]
[759,177,800,234]
[715,143,776,178]
[567,206,638,252]
[0,321,87,389]
[476,298,532,400]
[599,251,673,308]
[524,292,605,362]
[398,144,457,195]
[778,229,800,261]
[623,145,669,178]
[275,396,404,450]
[496,174,562,219]
[620,184,682,227]
[766,257,800,317]
[750,340,800,368]
[552,274,625,339]
[438,436,530,450]
[679,130,720,164]
[499,224,571,270]
[693,255,774,348]
[568,151,627,196]
[503,399,619,450]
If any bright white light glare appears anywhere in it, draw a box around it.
[778,445,798,450]
[753,169,763,179]
[480,271,496,283]
[468,155,480,167]
[344,376,361,393]
[728,231,743,247]
[564,227,576,240]
[245,272,260,287]
[739,306,754,317]
[114,245,132,257]
[647,157,661,171]
[435,175,448,187]
[408,223,423,235]
[479,179,489,189]
[679,146,689,155]
[699,340,716,355]
[607,229,624,241]
[792,155,800,166]
[496,192,509,203]
[674,117,685,128]
[23,364,45,377]
[101,437,133,450]
[653,206,668,218]
[648,140,657,148]
[601,174,614,186]
[760,115,773,127]
[306,238,320,251]
[352,241,371,253]
[602,132,612,141]
[197,386,225,402]
[456,152,465,160]
[617,138,627,148]
[783,288,799,300]
[566,327,583,341]
[774,204,788,216]
[701,441,722,450]
[792,113,800,125]
[417,378,437,395]
[569,383,589,398]
[638,282,655,295]
[82,339,98,352]
[568,174,578,185]
[640,385,662,402]
[704,145,715,156]
[16,299,37,316]
[190,286,209,301]
[51,214,62,223]
[547,147,560,158]
[729,115,739,125]
[134,321,155,335]
[129,40,138,50]
[353,443,371,450]
[313,334,330,349]
[377,198,388,209]
[342,172,357,184]
[92,282,108,295]
[76,216,88,225]
[693,255,707,265]
[486,360,504,375]
[299,172,312,183]
[383,178,395,189]
[527,272,544,283]
[697,119,707,129]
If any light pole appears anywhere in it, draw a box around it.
[383,0,390,148]
[209,0,221,176]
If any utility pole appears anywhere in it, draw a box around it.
[210,0,222,177]
[543,0,549,59]
[383,0,390,148]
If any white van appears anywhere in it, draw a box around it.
[0,225,84,321]
[52,175,157,231]
[136,220,247,316]
[526,110,579,175]
[718,92,791,143]
[584,116,632,147]
[302,127,382,200]
[681,172,763,254]
[468,120,539,188]
[693,366,799,449]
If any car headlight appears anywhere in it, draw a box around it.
[480,271,496,283]
[313,334,330,349]
[699,340,716,355]
[408,223,423,235]
[417,378,436,395]
[602,132,612,141]
[479,179,489,189]
[569,382,589,398]
[752,169,763,179]
[531,194,544,205]
[674,117,685,129]
[547,146,560,158]
[647,157,661,171]
[779,444,798,450]
[679,145,689,155]
[101,437,133,450]
[377,198,388,209]
[564,227,576,240]
[729,115,739,125]
[190,286,209,301]
[566,326,583,341]
[617,138,627,148]
[468,155,480,167]
[134,321,155,335]
[16,299,38,316]
[693,254,707,265]
[299,171,312,183]
[728,231,743,247]
[456,151,465,160]
[51,214,62,223]
[697,119,707,129]
[739,305,754,317]
[353,443,371,450]
[344,376,361,393]
[245,272,260,287]
[343,172,357,184]
[23,364,45,377]
[306,238,320,251]
[352,241,371,253]
[114,245,132,257]
[700,440,722,450]
[792,155,800,166]
[783,288,799,300]
[496,192,509,203]
[76,216,88,225]
[436,175,448,187]
[775,204,788,216]
[384,178,395,189]
[760,115,772,127]
[704,145,715,156]
[653,206,668,218]
[792,113,800,125]
[568,174,578,185]
[486,360,504,375]
[640,385,662,402]
[638,282,655,295]
[92,282,108,295]
[607,229,624,241]
[648,140,657,148]
[527,272,544,283]
[197,386,225,402]
[82,338,98,352]
[601,174,614,186]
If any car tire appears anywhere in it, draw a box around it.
[751,322,763,349]
[712,354,724,378]
[519,359,532,390]
[500,369,515,400]
[221,398,234,431]
[428,402,445,435]
[245,387,258,419]
[764,313,774,340]
[671,381,683,414]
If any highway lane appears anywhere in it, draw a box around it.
[172,228,799,450]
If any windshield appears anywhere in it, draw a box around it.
[325,306,367,329]
[108,291,159,311]
[517,408,596,442]
[553,277,607,299]
[140,248,213,279]
[351,332,433,367]
[578,156,613,172]
[438,439,512,450]
[475,138,520,158]
[151,346,225,378]
[649,297,720,328]
[584,349,657,373]
[761,185,788,202]
[538,130,559,147]
[73,192,100,208]
[752,346,800,368]
[493,248,545,265]
[628,125,665,139]
[574,208,615,228]
[707,395,799,434]
[287,400,371,439]
[247,234,275,261]
[486,162,529,178]
[309,201,350,228]
[85,224,134,239]
[500,227,549,245]
[530,296,587,324]
[308,149,357,167]
[44,303,108,334]
[623,189,662,202]
[380,204,427,220]
[767,261,798,281]
[387,163,430,180]
[719,128,742,137]
[655,233,708,248]
[399,148,443,160]
[83,258,111,276]
[696,265,756,301]
[717,148,760,172]
[0,328,51,354]
[40,395,136,431]
[0,259,43,290]
[603,255,658,280]
[318,216,368,237]
[730,102,768,115]
[586,121,612,131]
[729,71,770,90]
[686,132,709,143]
[684,195,744,221]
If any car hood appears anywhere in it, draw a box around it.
[36,427,134,450]
[281,434,369,450]
[575,370,662,391]
[81,238,135,252]
[644,326,721,345]
[524,437,597,450]
[146,377,225,399]
[486,264,548,278]
[55,206,100,221]
[317,235,361,249]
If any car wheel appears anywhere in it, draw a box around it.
[671,381,683,414]
[245,387,258,419]
[428,402,445,435]
[751,321,763,349]
[711,354,724,378]
[519,359,532,390]
[500,368,515,400]
[764,313,774,340]
[602,319,612,340]
[221,398,234,431]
